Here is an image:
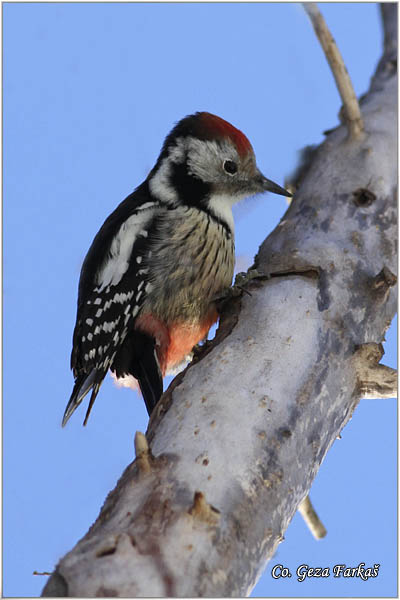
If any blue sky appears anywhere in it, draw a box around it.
[3,3,396,597]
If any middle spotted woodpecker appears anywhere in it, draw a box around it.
[63,112,290,426]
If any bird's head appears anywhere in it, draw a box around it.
[148,112,290,220]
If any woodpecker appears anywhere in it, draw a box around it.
[63,112,290,426]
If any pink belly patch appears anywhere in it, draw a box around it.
[135,309,218,374]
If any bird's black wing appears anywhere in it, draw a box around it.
[64,183,161,426]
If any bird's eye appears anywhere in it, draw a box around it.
[223,160,238,175]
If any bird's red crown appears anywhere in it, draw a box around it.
[199,112,253,157]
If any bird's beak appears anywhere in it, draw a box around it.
[259,173,291,197]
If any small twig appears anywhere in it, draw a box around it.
[298,495,327,540]
[134,431,152,474]
[33,571,52,576]
[303,3,364,139]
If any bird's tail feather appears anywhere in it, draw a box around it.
[62,370,96,427]
[112,331,163,416]
[83,383,101,426]
[136,347,163,416]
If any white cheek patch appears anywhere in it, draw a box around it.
[96,209,154,290]
[148,157,178,204]
[148,137,187,204]
[206,194,235,234]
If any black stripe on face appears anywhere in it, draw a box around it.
[170,161,211,207]
[170,162,232,238]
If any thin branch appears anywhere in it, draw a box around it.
[298,496,327,540]
[303,3,364,139]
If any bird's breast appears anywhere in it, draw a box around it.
[142,207,235,323]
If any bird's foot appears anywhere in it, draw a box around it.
[213,269,270,305]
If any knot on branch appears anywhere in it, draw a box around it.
[352,188,376,207]
[372,267,397,301]
[353,342,397,399]
[134,431,153,475]
[188,491,220,526]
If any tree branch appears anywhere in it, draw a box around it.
[303,3,364,139]
[42,5,397,597]
[298,495,327,540]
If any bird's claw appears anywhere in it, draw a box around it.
[213,269,270,305]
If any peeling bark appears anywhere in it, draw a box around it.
[42,5,397,597]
